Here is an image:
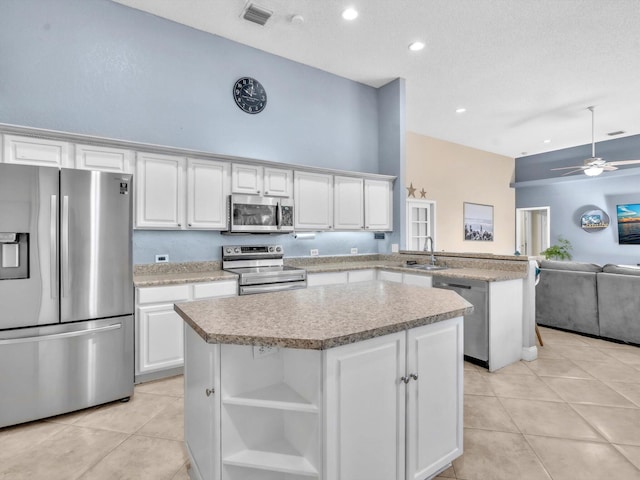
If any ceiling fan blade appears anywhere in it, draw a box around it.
[561,169,586,176]
[607,159,640,166]
[551,165,585,171]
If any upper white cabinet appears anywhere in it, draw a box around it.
[231,163,293,197]
[187,158,229,229]
[135,153,230,230]
[364,179,393,231]
[135,152,185,229]
[231,163,262,195]
[263,166,293,197]
[3,135,71,167]
[334,176,364,230]
[294,171,334,230]
[75,144,133,173]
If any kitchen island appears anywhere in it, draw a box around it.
[175,281,472,480]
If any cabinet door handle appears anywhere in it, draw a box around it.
[177,223,182,227]
[410,373,418,381]
[205,388,215,397]
[400,376,410,384]
[188,223,192,227]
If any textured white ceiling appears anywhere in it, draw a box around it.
[112,0,640,158]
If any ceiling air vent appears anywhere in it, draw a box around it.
[242,3,273,26]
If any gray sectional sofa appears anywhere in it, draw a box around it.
[536,260,640,344]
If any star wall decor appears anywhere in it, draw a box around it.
[419,188,427,198]
[406,182,416,198]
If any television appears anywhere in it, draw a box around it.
[616,204,640,245]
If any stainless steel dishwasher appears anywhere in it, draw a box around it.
[433,277,489,367]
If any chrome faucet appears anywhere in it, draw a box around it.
[424,236,436,266]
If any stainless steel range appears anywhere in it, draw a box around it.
[222,244,307,295]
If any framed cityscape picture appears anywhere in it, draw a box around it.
[464,202,494,241]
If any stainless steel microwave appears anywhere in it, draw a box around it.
[227,194,294,233]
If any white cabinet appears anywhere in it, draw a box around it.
[325,331,407,480]
[75,144,133,173]
[135,280,237,382]
[135,153,230,230]
[187,159,230,229]
[232,163,292,198]
[364,179,393,231]
[306,271,348,287]
[294,171,333,230]
[333,176,364,230]
[406,318,463,479]
[378,270,432,288]
[264,167,293,197]
[325,317,463,480]
[135,152,185,229]
[3,135,71,167]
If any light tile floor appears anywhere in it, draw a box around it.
[1,326,640,480]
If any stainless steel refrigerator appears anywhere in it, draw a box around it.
[0,163,134,428]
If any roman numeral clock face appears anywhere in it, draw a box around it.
[233,77,267,114]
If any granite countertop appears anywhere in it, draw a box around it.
[175,281,473,350]
[134,254,528,287]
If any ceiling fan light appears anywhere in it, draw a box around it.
[584,166,604,176]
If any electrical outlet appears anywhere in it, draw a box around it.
[351,247,358,254]
[310,249,319,256]
[253,345,278,359]
[155,254,169,263]
[391,244,399,253]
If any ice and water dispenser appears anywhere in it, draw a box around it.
[0,232,29,280]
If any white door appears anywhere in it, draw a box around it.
[187,158,229,229]
[405,199,436,251]
[365,179,393,231]
[325,332,406,480]
[406,318,463,480]
[294,171,333,230]
[184,326,220,480]
[515,207,550,256]
[263,167,293,197]
[231,163,262,195]
[334,176,364,230]
[136,304,185,373]
[135,152,185,228]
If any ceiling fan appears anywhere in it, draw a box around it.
[551,106,640,177]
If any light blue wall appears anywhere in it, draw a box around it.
[515,135,640,265]
[0,0,404,263]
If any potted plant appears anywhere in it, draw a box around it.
[541,236,573,260]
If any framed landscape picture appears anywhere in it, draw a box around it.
[617,204,640,244]
[464,202,494,241]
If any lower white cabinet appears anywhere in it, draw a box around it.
[184,316,463,480]
[378,270,433,288]
[325,317,463,480]
[307,269,388,288]
[135,280,237,382]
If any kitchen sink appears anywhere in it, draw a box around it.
[405,264,449,271]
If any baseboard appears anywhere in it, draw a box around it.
[134,366,184,384]
[521,346,538,362]
[186,443,203,480]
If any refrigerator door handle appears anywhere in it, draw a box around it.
[0,323,122,345]
[50,195,58,299]
[61,195,70,298]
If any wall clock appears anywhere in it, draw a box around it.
[233,77,267,114]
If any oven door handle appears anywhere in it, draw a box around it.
[239,273,307,285]
[240,282,307,295]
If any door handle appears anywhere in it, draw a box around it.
[50,195,58,299]
[61,195,70,298]
[0,323,122,345]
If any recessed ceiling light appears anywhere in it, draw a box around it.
[455,108,466,114]
[543,139,552,144]
[408,41,425,51]
[342,8,358,20]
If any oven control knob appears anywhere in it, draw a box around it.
[234,247,240,254]
[225,247,232,254]
[275,246,282,253]
[268,246,275,252]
